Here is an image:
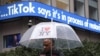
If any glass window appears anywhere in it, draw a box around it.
[92,0,98,2]
[56,0,69,11]
[3,33,21,48]
[74,0,85,17]
[21,0,36,1]
[5,0,20,4]
[88,0,98,21]
[36,0,51,5]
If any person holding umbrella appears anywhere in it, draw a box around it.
[19,22,83,56]
[40,38,65,56]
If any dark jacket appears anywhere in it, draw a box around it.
[40,49,64,56]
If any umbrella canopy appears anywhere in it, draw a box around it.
[19,22,83,49]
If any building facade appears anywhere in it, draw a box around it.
[0,0,100,52]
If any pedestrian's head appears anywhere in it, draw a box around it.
[43,38,54,51]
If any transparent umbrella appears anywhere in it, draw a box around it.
[19,22,83,50]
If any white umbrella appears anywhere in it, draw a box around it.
[19,22,83,49]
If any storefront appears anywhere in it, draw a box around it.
[0,1,100,52]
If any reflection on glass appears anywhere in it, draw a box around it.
[3,34,21,48]
[88,0,98,21]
